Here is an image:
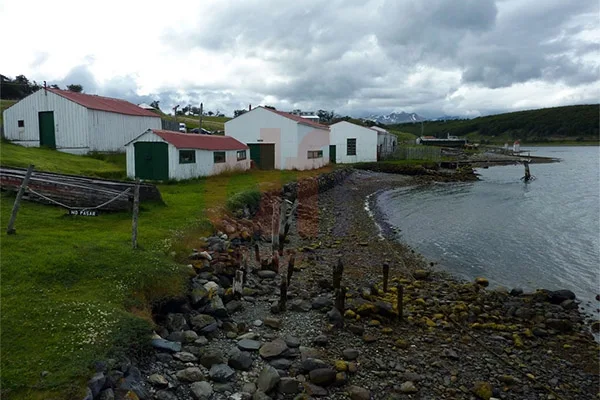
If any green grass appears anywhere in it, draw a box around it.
[161,115,230,132]
[1,142,125,179]
[388,130,417,142]
[0,144,331,399]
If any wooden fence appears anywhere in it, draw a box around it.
[387,145,442,162]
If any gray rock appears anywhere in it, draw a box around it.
[347,324,365,336]
[191,286,209,306]
[270,358,293,370]
[155,390,178,400]
[257,365,281,393]
[200,348,224,368]
[278,377,300,394]
[259,339,289,359]
[326,307,343,328]
[166,313,189,332]
[546,318,573,332]
[342,349,359,361]
[98,388,115,400]
[151,339,181,353]
[226,300,243,314]
[253,319,264,327]
[252,390,271,400]
[209,363,236,382]
[190,314,217,331]
[443,349,459,360]
[548,289,576,304]
[399,381,418,393]
[195,336,209,346]
[229,348,254,370]
[88,372,106,398]
[312,296,332,310]
[257,270,277,279]
[176,367,204,382]
[190,381,213,399]
[214,382,234,393]
[183,330,200,343]
[238,339,262,351]
[347,385,371,400]
[207,295,227,317]
[299,347,323,361]
[174,351,198,362]
[82,387,93,400]
[313,335,329,346]
[309,368,336,386]
[148,373,168,387]
[303,382,328,397]
[290,299,312,312]
[166,331,185,343]
[237,332,259,340]
[264,317,281,329]
[509,288,524,296]
[284,335,300,348]
[560,299,578,310]
[242,382,257,394]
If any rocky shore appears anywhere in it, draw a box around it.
[85,169,599,400]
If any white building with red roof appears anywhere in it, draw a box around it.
[125,129,250,180]
[224,106,330,170]
[2,87,162,154]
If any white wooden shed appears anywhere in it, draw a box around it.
[370,126,398,159]
[329,121,378,164]
[2,88,161,154]
[125,129,250,180]
[224,107,330,170]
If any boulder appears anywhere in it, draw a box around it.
[264,317,281,329]
[238,339,262,351]
[257,270,277,279]
[399,381,418,394]
[342,349,359,361]
[88,372,106,398]
[301,358,329,372]
[347,385,371,400]
[270,358,293,370]
[312,297,333,310]
[309,368,336,386]
[176,367,204,382]
[326,307,343,328]
[209,364,236,382]
[190,381,214,400]
[257,365,280,393]
[229,348,254,370]
[278,377,300,394]
[166,313,189,332]
[548,289,576,304]
[151,339,181,353]
[200,348,224,368]
[259,339,289,359]
[174,352,197,362]
[546,318,573,333]
[190,314,217,331]
[147,373,168,388]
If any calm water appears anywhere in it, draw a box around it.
[377,146,600,312]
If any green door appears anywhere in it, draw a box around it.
[134,142,169,180]
[329,145,336,163]
[38,111,56,149]
[248,143,275,170]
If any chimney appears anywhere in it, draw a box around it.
[249,104,252,111]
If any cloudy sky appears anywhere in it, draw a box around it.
[1,0,598,118]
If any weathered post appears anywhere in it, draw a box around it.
[335,287,346,313]
[254,243,260,263]
[396,283,404,321]
[279,280,287,311]
[242,255,248,284]
[271,202,279,252]
[333,258,344,290]
[382,262,390,293]
[523,161,532,182]
[272,251,279,273]
[6,164,34,235]
[233,270,244,299]
[287,254,296,286]
[132,179,140,249]
[278,199,289,255]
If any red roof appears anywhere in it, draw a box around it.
[262,107,330,130]
[150,130,248,150]
[47,88,159,117]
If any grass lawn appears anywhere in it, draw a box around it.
[0,143,331,399]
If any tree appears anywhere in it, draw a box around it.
[207,111,214,116]
[264,105,276,110]
[67,84,83,93]
[150,100,161,111]
[50,84,61,89]
[317,109,335,123]
[234,109,247,117]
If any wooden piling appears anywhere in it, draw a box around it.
[6,164,34,235]
[333,258,344,290]
[382,262,390,293]
[131,179,140,249]
[272,251,279,273]
[335,287,346,313]
[287,254,295,286]
[233,270,244,299]
[254,243,260,263]
[279,280,287,311]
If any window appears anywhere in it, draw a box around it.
[237,150,247,161]
[347,138,357,156]
[214,151,226,163]
[307,150,323,159]
[18,120,24,128]
[179,150,196,164]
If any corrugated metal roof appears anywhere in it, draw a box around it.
[46,88,159,117]
[151,130,249,150]
[263,107,330,130]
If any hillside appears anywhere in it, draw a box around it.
[389,105,599,143]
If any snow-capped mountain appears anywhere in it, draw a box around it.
[431,115,463,121]
[364,111,427,124]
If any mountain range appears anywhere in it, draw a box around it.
[364,111,427,124]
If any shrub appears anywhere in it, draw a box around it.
[225,189,261,214]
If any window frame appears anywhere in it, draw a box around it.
[237,150,247,161]
[17,120,25,128]
[179,149,196,164]
[347,138,357,156]
[307,150,323,159]
[214,151,226,164]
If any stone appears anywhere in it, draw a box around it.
[166,313,189,332]
[195,336,209,346]
[443,349,460,360]
[151,339,181,353]
[190,314,217,331]
[475,277,489,287]
[334,360,347,372]
[242,382,257,394]
[348,362,358,374]
[191,287,209,305]
[313,335,329,346]
[252,391,271,400]
[190,381,214,399]
[98,388,115,400]
[472,381,493,400]
[176,367,204,382]
[335,372,348,386]
[312,297,333,310]
[560,299,578,310]
[342,349,359,361]
[347,324,365,336]
[326,307,343,328]
[301,358,329,372]
[88,372,106,398]
[546,318,573,333]
[238,338,261,352]
[226,300,243,314]
[229,348,254,370]
[303,382,328,397]
[413,270,430,280]
[148,373,168,388]
[591,320,600,333]
[362,334,377,343]
[257,365,281,393]
[155,390,178,400]
[509,288,524,296]
[290,299,312,312]
[284,335,301,348]
[183,330,199,343]
[299,346,323,360]
[257,270,277,279]
[174,351,197,362]
[548,289,576,304]
[309,368,336,386]
[399,381,418,394]
[213,382,233,393]
[259,339,288,359]
[264,317,281,329]
[270,358,293,370]
[279,377,300,394]
[208,295,228,318]
[253,319,263,327]
[200,348,224,368]
[209,363,235,382]
[347,385,371,400]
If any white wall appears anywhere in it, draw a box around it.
[292,123,330,170]
[378,131,397,157]
[88,110,161,153]
[330,121,377,163]
[3,89,89,152]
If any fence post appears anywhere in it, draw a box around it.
[132,179,140,249]
[6,164,34,235]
